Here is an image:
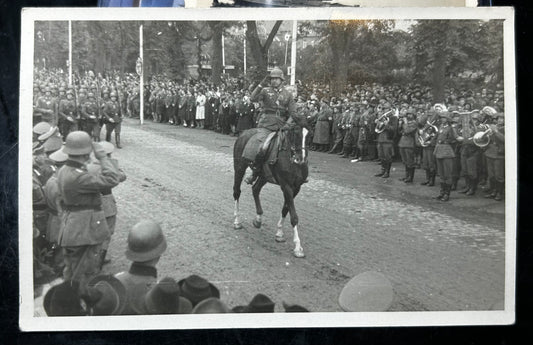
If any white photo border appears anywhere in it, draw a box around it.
[19,6,516,331]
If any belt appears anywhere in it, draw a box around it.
[62,204,102,212]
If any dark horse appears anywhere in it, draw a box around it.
[233,123,309,258]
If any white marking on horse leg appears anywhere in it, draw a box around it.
[293,225,305,258]
[275,216,286,242]
[302,128,308,161]
[233,200,242,229]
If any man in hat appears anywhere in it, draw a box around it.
[87,141,126,268]
[313,97,333,153]
[374,103,398,179]
[102,91,123,148]
[328,104,345,154]
[457,110,483,196]
[56,131,121,292]
[58,89,78,140]
[141,277,192,315]
[114,220,167,315]
[80,92,101,142]
[177,274,220,308]
[35,87,58,126]
[242,67,300,185]
[398,108,418,183]
[232,293,275,313]
[483,112,505,201]
[433,112,459,201]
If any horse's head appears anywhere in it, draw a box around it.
[285,125,309,165]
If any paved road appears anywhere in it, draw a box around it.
[101,118,506,312]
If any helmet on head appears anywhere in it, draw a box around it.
[63,131,92,155]
[110,92,117,98]
[125,220,167,262]
[270,67,284,81]
[87,92,95,99]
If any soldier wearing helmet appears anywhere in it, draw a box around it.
[58,88,78,139]
[103,91,123,148]
[242,67,298,184]
[114,220,167,315]
[35,86,58,126]
[81,92,101,141]
[56,131,121,293]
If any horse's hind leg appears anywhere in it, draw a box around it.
[252,177,267,228]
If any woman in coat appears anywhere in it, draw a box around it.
[313,98,332,152]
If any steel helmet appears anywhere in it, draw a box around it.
[125,220,167,262]
[270,67,284,81]
[63,131,93,155]
[87,92,95,99]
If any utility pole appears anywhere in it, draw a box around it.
[139,24,144,125]
[290,20,297,86]
[68,20,72,86]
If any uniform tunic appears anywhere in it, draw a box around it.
[103,99,122,136]
[398,119,417,168]
[57,157,120,288]
[58,98,78,137]
[313,104,332,145]
[243,85,296,161]
[376,114,398,164]
[115,263,158,315]
[433,124,458,184]
[484,124,505,183]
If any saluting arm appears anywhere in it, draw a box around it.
[77,143,121,192]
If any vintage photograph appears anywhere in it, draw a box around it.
[19,7,516,330]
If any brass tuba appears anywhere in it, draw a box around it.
[374,109,397,134]
[473,127,493,147]
[416,120,438,147]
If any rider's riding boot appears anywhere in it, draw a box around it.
[420,169,430,185]
[382,162,391,178]
[459,177,470,193]
[115,133,122,149]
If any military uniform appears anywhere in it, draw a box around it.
[243,83,296,161]
[58,92,78,139]
[102,97,122,147]
[312,101,332,152]
[433,114,458,201]
[484,116,505,200]
[375,108,398,178]
[459,117,483,195]
[35,92,58,126]
[81,97,100,141]
[114,263,158,315]
[398,114,418,182]
[57,152,120,290]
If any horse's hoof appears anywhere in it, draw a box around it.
[234,223,243,230]
[253,220,262,228]
[275,235,286,243]
[293,249,305,258]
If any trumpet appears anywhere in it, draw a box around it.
[375,109,398,134]
[472,127,493,147]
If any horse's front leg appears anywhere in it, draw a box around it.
[281,185,304,258]
[275,202,290,242]
[252,177,267,228]
[233,159,247,230]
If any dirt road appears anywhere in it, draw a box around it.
[102,118,506,312]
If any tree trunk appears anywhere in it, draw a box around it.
[246,21,282,80]
[210,22,223,85]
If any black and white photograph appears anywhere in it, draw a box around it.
[19,7,516,330]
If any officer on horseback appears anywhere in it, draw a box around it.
[242,67,297,185]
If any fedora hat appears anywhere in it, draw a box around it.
[85,274,127,315]
[178,275,220,307]
[232,293,275,313]
[38,126,60,142]
[282,301,309,312]
[49,146,68,163]
[143,277,193,314]
[43,280,86,316]
[338,271,393,312]
[192,297,230,314]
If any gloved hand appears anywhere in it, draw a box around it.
[92,142,107,159]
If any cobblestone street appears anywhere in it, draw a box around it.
[101,118,506,312]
